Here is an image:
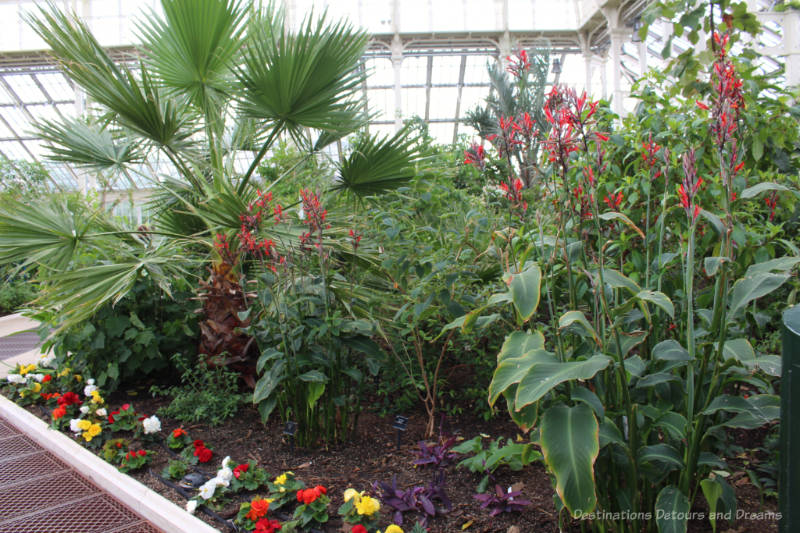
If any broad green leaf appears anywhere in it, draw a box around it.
[756,355,781,377]
[654,412,688,440]
[703,256,728,277]
[571,387,604,419]
[728,272,789,316]
[488,331,550,406]
[598,417,625,448]
[700,209,724,236]
[636,290,675,318]
[610,331,648,358]
[253,360,286,403]
[701,478,723,532]
[655,486,689,533]
[297,370,328,383]
[515,355,612,409]
[504,388,539,433]
[635,372,679,388]
[597,268,640,295]
[717,338,756,368]
[306,382,325,410]
[745,256,800,276]
[539,404,599,516]
[507,263,542,322]
[740,181,792,199]
[653,340,691,362]
[702,394,780,426]
[598,211,645,239]
[559,310,600,345]
[638,444,683,470]
[751,138,764,161]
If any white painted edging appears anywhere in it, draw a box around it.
[0,395,220,533]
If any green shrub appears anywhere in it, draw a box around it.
[150,354,244,426]
[44,278,198,390]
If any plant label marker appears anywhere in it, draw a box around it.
[284,421,298,450]
[392,415,408,449]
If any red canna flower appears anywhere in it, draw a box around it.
[696,100,709,111]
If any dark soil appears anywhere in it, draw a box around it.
[7,388,780,533]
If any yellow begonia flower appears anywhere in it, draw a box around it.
[91,390,104,404]
[384,526,404,533]
[274,473,288,485]
[355,495,380,516]
[82,424,101,442]
[77,419,92,431]
[343,488,360,503]
[32,383,41,393]
[20,364,36,375]
[74,375,82,382]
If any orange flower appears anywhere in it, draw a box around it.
[172,428,186,438]
[52,405,67,420]
[246,497,270,521]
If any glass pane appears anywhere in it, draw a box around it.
[431,56,463,86]
[400,56,428,86]
[4,75,46,103]
[429,87,459,120]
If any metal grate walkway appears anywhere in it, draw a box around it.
[0,331,43,361]
[0,417,162,533]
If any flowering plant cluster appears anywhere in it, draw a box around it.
[183,438,213,464]
[230,460,269,492]
[293,484,330,529]
[166,427,192,449]
[338,488,382,530]
[185,455,235,511]
[119,448,151,473]
[236,496,279,532]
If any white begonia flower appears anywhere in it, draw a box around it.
[87,378,95,385]
[198,480,217,500]
[221,456,231,469]
[79,406,90,415]
[69,419,82,433]
[142,415,161,434]
[186,500,198,514]
[83,383,98,396]
[31,374,45,383]
[38,353,55,367]
[217,468,233,484]
[6,374,24,384]
[96,408,107,417]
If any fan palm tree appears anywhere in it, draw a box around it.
[0,0,422,364]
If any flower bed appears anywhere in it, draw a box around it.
[2,356,779,533]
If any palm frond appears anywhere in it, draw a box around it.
[34,117,143,176]
[36,246,193,332]
[0,197,104,271]
[136,0,247,112]
[331,126,423,199]
[25,5,197,155]
[236,9,368,136]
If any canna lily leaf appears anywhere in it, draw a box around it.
[559,310,600,345]
[728,271,790,317]
[740,181,795,199]
[655,486,689,533]
[598,211,644,239]
[652,340,691,362]
[506,262,542,322]
[515,355,612,409]
[636,290,675,319]
[487,330,549,407]
[539,404,599,517]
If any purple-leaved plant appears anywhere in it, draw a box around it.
[474,484,531,516]
[373,475,452,526]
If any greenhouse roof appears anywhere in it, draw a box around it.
[0,0,790,191]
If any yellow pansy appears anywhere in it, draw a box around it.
[90,390,104,405]
[355,495,380,516]
[77,419,92,431]
[384,526,403,533]
[343,488,360,503]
